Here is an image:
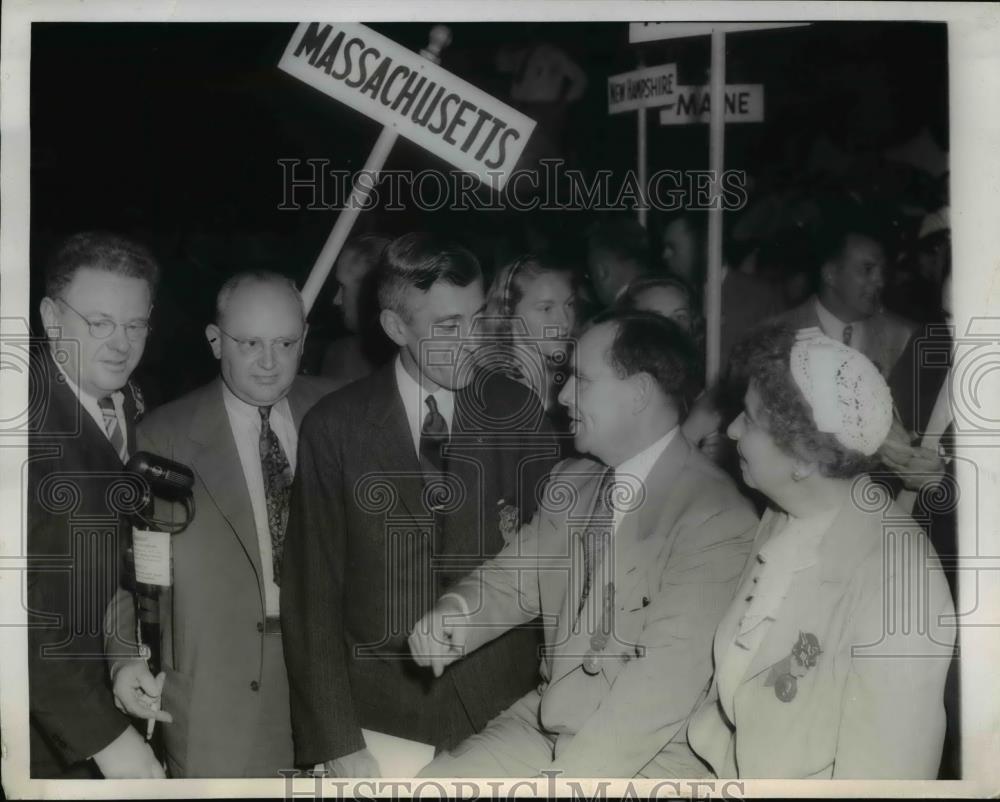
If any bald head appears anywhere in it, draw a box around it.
[207,271,308,406]
[215,271,305,329]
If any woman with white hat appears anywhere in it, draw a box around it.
[686,324,955,779]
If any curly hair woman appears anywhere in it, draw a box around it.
[685,324,955,779]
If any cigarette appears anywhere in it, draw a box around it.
[146,696,161,740]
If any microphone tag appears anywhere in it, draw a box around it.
[133,528,172,586]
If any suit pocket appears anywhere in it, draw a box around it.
[161,668,194,778]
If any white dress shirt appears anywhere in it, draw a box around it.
[221,383,297,617]
[611,426,679,532]
[52,348,129,460]
[815,297,866,352]
[394,354,455,459]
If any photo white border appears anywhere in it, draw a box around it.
[2,1,998,798]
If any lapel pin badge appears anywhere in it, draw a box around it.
[764,631,822,703]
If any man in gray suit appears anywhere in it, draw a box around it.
[106,271,335,777]
[776,221,914,377]
[410,311,758,778]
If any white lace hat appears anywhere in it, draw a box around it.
[789,327,893,456]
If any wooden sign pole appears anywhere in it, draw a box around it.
[300,25,452,314]
[705,29,726,385]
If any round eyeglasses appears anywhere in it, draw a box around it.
[56,297,151,342]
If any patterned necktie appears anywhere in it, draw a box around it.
[259,405,292,585]
[97,395,127,462]
[577,467,616,623]
[419,394,449,476]
[842,324,853,346]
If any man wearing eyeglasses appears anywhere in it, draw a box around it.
[29,231,161,778]
[105,270,335,778]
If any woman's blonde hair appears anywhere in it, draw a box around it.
[478,253,576,380]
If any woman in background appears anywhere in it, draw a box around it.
[618,275,724,461]
[686,324,954,779]
[481,253,577,441]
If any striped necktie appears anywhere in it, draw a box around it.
[97,395,127,462]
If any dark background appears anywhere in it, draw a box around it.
[30,21,948,406]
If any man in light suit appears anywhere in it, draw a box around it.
[106,271,335,777]
[775,221,914,377]
[410,311,758,778]
[281,233,559,777]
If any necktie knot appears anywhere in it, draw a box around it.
[596,467,617,518]
[842,324,853,346]
[259,405,273,425]
[420,393,449,475]
[423,395,447,433]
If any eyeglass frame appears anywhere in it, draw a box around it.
[55,297,152,342]
[215,326,304,358]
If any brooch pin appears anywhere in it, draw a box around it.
[497,499,520,546]
[764,631,822,702]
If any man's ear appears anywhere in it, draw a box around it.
[631,371,655,415]
[791,459,818,482]
[380,308,408,348]
[205,324,223,360]
[39,297,60,338]
[820,260,837,289]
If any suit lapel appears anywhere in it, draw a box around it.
[737,492,877,686]
[365,364,428,521]
[546,434,692,682]
[545,466,603,683]
[612,433,692,609]
[187,380,263,587]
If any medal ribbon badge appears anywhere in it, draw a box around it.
[497,499,520,546]
[764,631,822,702]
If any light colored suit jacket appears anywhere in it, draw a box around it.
[687,477,956,779]
[106,376,334,777]
[775,296,915,377]
[450,432,758,777]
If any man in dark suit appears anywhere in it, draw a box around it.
[281,233,560,776]
[106,272,336,777]
[28,231,163,778]
[775,220,915,377]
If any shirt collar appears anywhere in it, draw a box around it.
[50,345,122,411]
[221,380,291,426]
[814,296,861,342]
[394,353,455,430]
[614,425,679,487]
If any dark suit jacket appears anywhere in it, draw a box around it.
[27,348,142,777]
[775,295,915,377]
[281,362,561,766]
[720,270,786,370]
[886,324,957,594]
[106,375,336,777]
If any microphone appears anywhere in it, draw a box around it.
[126,451,194,502]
